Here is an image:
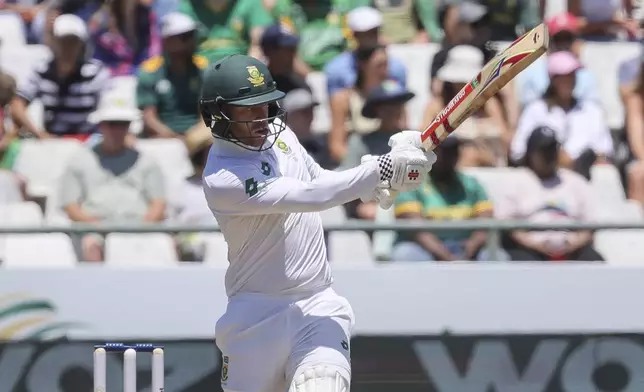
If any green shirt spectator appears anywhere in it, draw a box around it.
[394,172,492,243]
[268,0,369,70]
[370,0,442,43]
[443,0,539,41]
[178,0,273,62]
[137,54,209,135]
[391,137,494,262]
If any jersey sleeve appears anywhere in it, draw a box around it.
[470,177,493,214]
[16,66,43,103]
[136,70,158,108]
[204,161,380,215]
[245,0,273,29]
[393,189,423,217]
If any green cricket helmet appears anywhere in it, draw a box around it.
[199,54,286,151]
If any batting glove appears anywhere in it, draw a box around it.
[375,144,430,193]
[388,130,438,168]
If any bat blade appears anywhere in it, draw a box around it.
[420,23,549,151]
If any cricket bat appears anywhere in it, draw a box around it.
[380,24,548,207]
[420,23,549,151]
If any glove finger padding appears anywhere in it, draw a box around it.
[389,130,438,168]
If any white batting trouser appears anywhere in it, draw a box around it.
[215,287,354,392]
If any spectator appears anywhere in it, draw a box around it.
[499,127,604,262]
[435,2,521,130]
[0,71,17,169]
[260,24,310,94]
[621,54,644,205]
[518,12,600,107]
[169,123,216,261]
[568,0,639,40]
[328,44,390,163]
[391,136,494,262]
[11,14,110,141]
[59,93,166,262]
[511,51,613,179]
[369,0,441,43]
[425,45,508,167]
[1,0,47,43]
[437,0,490,50]
[89,0,161,76]
[282,88,333,168]
[324,6,407,98]
[266,0,362,70]
[137,12,208,139]
[0,71,27,200]
[179,0,271,62]
[443,0,539,41]
[619,50,642,98]
[32,0,101,45]
[340,80,415,220]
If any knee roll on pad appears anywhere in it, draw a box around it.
[288,366,349,392]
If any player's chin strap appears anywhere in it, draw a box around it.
[288,366,349,392]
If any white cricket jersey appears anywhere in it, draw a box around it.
[203,120,380,297]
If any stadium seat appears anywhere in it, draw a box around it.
[595,229,644,265]
[0,44,51,86]
[320,206,346,225]
[464,167,518,206]
[104,233,178,266]
[328,231,374,264]
[135,139,194,187]
[590,164,626,207]
[203,233,229,265]
[0,12,27,47]
[372,206,396,261]
[307,72,330,133]
[3,234,77,267]
[594,201,644,264]
[14,139,84,198]
[0,201,43,225]
[0,201,44,265]
[388,43,440,131]
[0,171,23,205]
[581,42,640,130]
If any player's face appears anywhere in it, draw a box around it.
[164,31,196,56]
[100,121,130,149]
[528,147,558,178]
[54,36,84,62]
[375,103,405,128]
[227,104,270,148]
[354,28,379,47]
[431,143,459,181]
[551,73,575,101]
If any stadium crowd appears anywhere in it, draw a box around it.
[0,0,641,264]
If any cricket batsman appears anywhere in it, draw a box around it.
[200,54,435,392]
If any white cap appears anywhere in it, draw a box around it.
[347,7,382,32]
[90,93,140,124]
[161,12,197,38]
[436,45,484,83]
[52,14,88,40]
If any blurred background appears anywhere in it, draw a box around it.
[0,0,644,391]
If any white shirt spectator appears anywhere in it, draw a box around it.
[496,167,596,250]
[510,99,613,162]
